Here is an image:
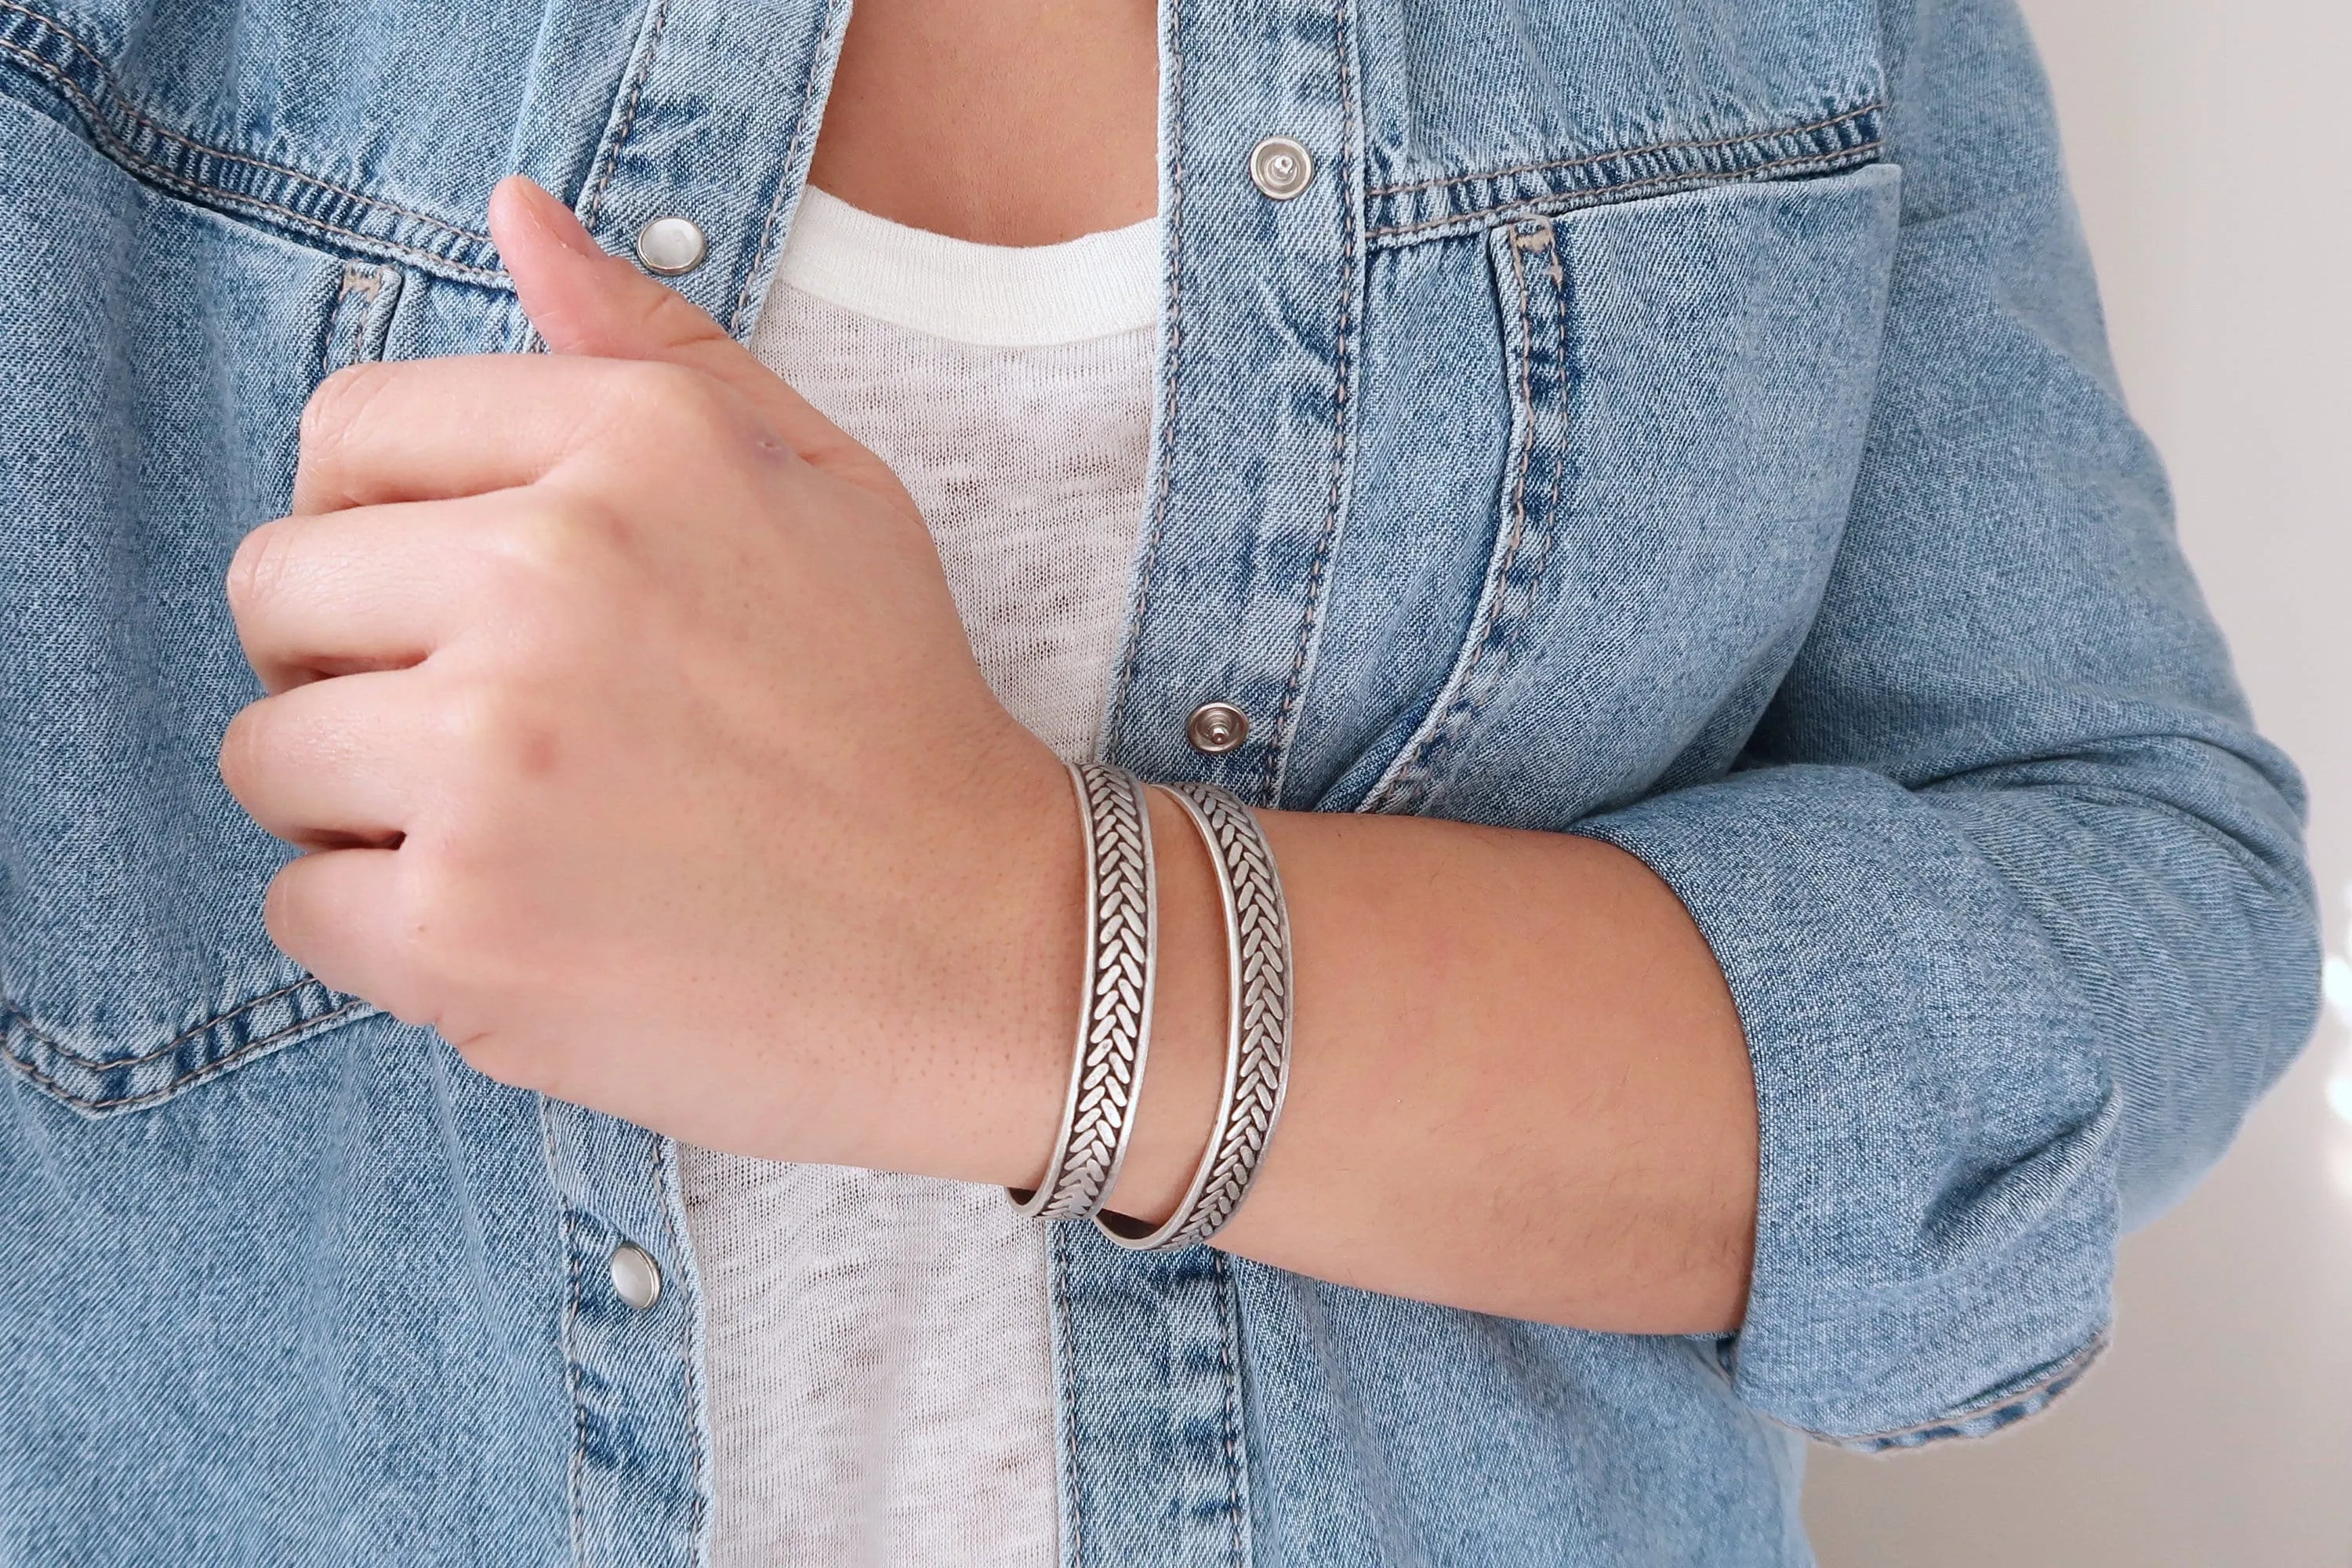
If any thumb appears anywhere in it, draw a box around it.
[488,176,906,503]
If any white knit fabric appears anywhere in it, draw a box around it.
[679,185,1158,1567]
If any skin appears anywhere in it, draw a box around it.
[806,0,1160,245]
[217,5,1761,1334]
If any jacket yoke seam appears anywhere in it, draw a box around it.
[2,996,368,1111]
[0,9,503,282]
[1368,103,1883,198]
[7,975,316,1073]
[0,2,488,245]
[1368,140,1886,248]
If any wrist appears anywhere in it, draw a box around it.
[938,739,1094,1187]
[787,731,1083,1184]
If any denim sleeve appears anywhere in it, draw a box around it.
[1574,0,2321,1448]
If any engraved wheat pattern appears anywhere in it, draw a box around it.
[1168,782,1293,1246]
[1036,764,1152,1219]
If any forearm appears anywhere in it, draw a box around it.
[911,789,1759,1336]
[1142,798,1756,1332]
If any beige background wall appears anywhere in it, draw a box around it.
[1804,1,2352,1563]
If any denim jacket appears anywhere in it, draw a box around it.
[0,0,2320,1562]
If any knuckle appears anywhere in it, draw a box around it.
[216,702,267,796]
[487,501,570,583]
[430,674,511,771]
[299,361,390,453]
[258,864,308,960]
[455,681,565,791]
[597,358,737,448]
[492,492,619,582]
[480,499,634,644]
[426,677,565,816]
[224,519,292,619]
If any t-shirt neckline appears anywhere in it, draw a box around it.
[774,185,1160,348]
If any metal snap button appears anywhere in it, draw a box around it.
[1185,702,1250,755]
[634,216,708,277]
[609,1242,663,1311]
[1247,136,1315,201]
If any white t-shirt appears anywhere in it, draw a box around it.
[680,184,1158,1566]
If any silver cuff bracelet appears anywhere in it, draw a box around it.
[1098,781,1294,1252]
[1007,761,1157,1221]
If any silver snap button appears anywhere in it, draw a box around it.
[609,1242,662,1311]
[1186,702,1250,755]
[1248,136,1315,201]
[634,216,708,277]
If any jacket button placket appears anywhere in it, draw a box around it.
[1071,2,1364,1565]
[1098,1,1362,821]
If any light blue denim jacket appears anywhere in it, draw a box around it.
[0,0,2321,1562]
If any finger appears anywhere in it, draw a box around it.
[229,492,517,692]
[488,176,912,506]
[264,848,429,1022]
[291,355,631,514]
[220,670,423,850]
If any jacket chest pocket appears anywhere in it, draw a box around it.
[0,90,408,1113]
[1304,161,1906,826]
[1363,218,1577,816]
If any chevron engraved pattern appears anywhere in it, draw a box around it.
[1030,763,1156,1221]
[1092,781,1296,1254]
[1160,782,1294,1247]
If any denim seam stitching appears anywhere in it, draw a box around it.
[1212,1250,1247,1568]
[1054,1224,1087,1568]
[651,1133,707,1555]
[0,7,503,281]
[575,0,671,234]
[1367,102,1882,198]
[1363,223,1548,811]
[0,1,491,246]
[544,1099,590,1568]
[1368,140,1885,247]
[1451,226,1573,735]
[1258,0,1361,811]
[725,0,848,338]
[1817,1325,2110,1445]
[1102,3,1191,753]
[2,996,368,1110]
[0,37,504,284]
[6,973,323,1071]
[1429,230,1546,776]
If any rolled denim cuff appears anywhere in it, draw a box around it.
[1577,763,2116,1446]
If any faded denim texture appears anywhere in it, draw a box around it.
[0,0,2320,1563]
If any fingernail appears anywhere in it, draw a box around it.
[502,176,601,260]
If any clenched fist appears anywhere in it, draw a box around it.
[219,177,1080,1180]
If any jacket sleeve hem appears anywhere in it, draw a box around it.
[1796,1325,2108,1452]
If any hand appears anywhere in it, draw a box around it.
[218,177,1080,1175]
